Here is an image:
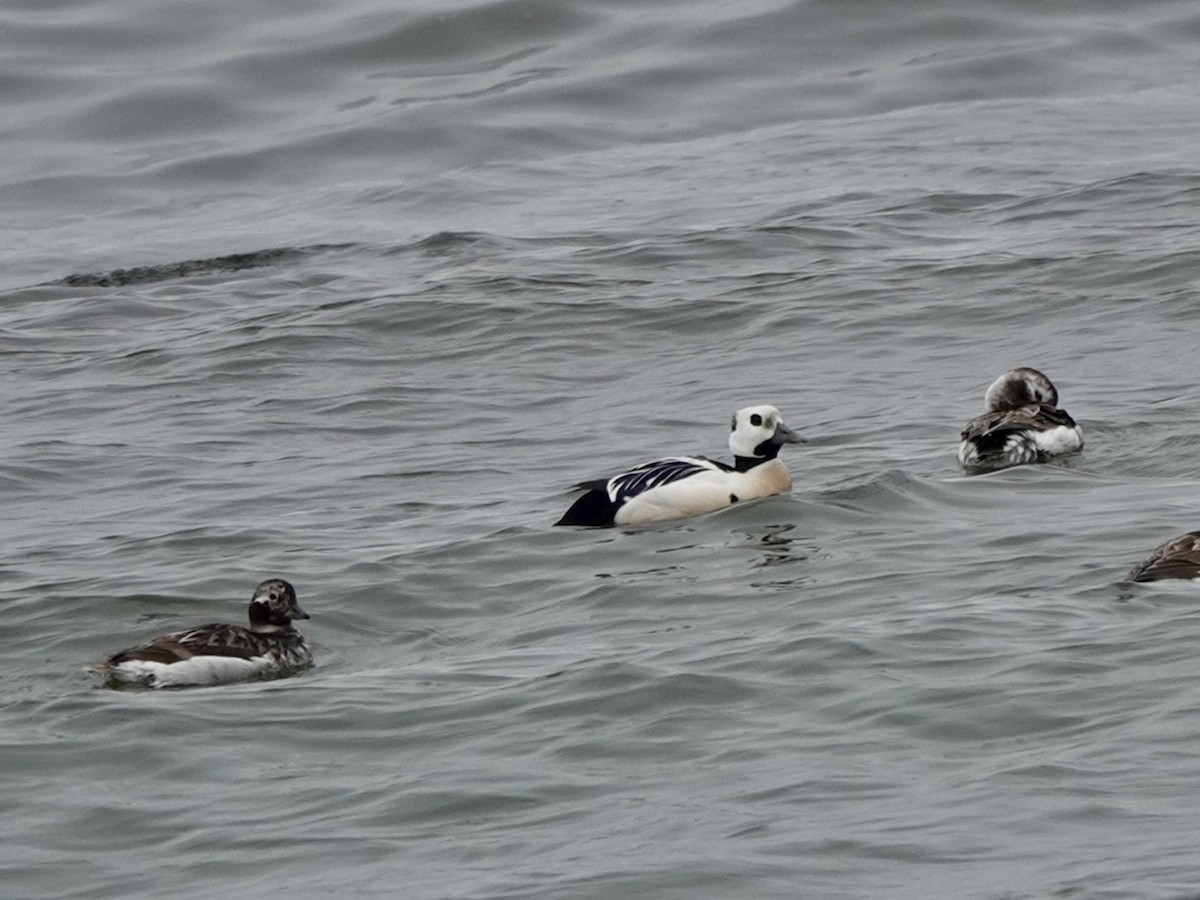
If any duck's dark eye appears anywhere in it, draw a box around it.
[750,413,763,427]
[731,415,737,431]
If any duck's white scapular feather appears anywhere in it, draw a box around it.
[957,368,1082,471]
[556,404,806,527]
[91,579,312,688]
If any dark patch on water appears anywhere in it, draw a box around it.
[55,244,353,288]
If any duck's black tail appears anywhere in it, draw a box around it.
[554,488,618,527]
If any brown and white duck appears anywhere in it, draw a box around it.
[1128,532,1200,582]
[91,579,312,688]
[957,368,1083,471]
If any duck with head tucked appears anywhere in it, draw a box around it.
[957,367,1082,471]
[556,404,806,527]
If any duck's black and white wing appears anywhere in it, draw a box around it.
[607,456,728,503]
[556,456,730,527]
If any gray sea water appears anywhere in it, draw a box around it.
[5,1,1200,897]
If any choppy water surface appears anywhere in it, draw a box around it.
[4,1,1200,897]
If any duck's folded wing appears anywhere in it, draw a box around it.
[172,624,270,659]
[1030,404,1077,429]
[964,404,1076,439]
[1130,532,1200,581]
[608,456,728,503]
[106,634,195,667]
[107,625,266,666]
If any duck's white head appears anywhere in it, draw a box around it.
[248,578,309,632]
[729,405,806,461]
[983,368,1059,412]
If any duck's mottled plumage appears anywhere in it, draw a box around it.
[1128,531,1200,582]
[957,368,1083,470]
[92,578,312,688]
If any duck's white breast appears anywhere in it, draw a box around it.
[739,459,794,498]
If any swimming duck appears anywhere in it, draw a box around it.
[555,404,806,527]
[92,579,312,688]
[1128,531,1200,582]
[957,367,1082,470]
